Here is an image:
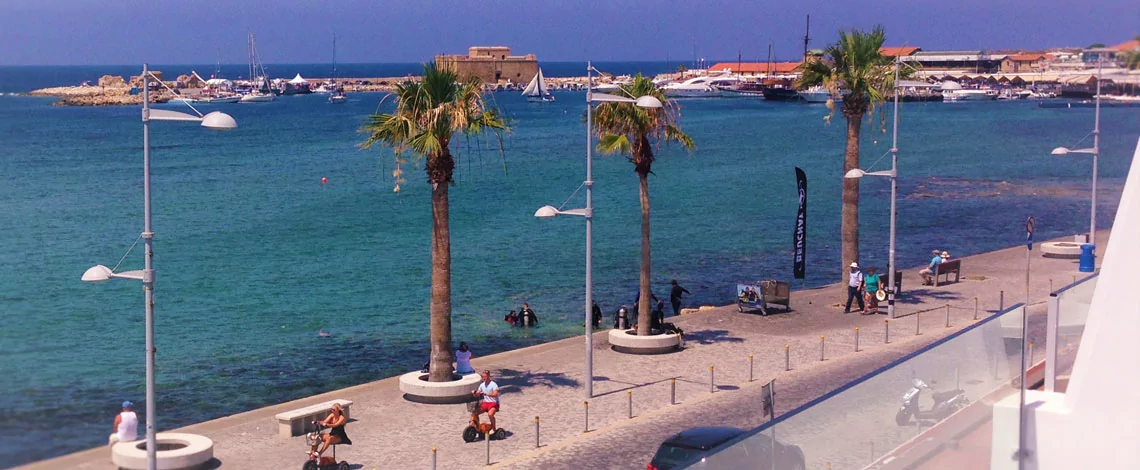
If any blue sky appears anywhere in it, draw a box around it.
[1,0,1136,65]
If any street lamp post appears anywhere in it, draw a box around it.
[82,64,236,470]
[845,57,901,317]
[535,62,662,398]
[1051,59,1101,252]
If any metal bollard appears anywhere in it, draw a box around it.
[485,431,491,466]
[1000,290,1005,311]
[785,344,790,371]
[870,441,875,463]
[1049,279,1053,292]
[1072,274,1077,284]
[709,365,716,393]
[628,391,633,419]
[670,378,676,405]
[974,297,980,320]
[855,327,860,352]
[916,312,922,335]
[749,354,754,382]
[432,446,437,470]
[819,336,825,361]
[534,417,540,449]
[583,401,589,433]
[1029,342,1035,363]
[885,320,890,344]
[945,304,951,328]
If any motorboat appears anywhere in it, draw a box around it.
[522,68,554,102]
[939,81,996,101]
[660,75,745,98]
[199,95,240,104]
[799,85,846,103]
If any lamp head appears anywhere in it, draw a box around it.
[534,205,559,218]
[1051,147,1070,156]
[844,169,867,179]
[81,265,114,283]
[635,96,664,108]
[200,111,237,130]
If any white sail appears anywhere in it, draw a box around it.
[521,69,547,97]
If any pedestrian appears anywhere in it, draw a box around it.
[669,280,691,317]
[109,401,138,447]
[456,342,475,374]
[518,303,538,327]
[844,262,865,313]
[863,267,884,314]
[590,301,602,329]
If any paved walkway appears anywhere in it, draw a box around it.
[24,231,1107,470]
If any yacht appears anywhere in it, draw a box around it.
[939,81,997,102]
[798,85,846,103]
[660,75,745,98]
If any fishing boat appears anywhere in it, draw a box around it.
[240,33,276,103]
[522,69,554,102]
[762,86,802,101]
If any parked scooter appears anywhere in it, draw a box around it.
[895,379,969,425]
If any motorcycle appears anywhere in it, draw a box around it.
[895,379,968,426]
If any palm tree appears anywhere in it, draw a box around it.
[360,62,508,382]
[797,26,898,280]
[592,74,694,336]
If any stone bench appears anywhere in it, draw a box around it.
[274,399,353,438]
[111,433,213,470]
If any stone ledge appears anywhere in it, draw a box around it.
[111,433,213,470]
[608,329,682,355]
[398,371,482,404]
[1041,241,1083,259]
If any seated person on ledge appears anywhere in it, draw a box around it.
[919,249,942,285]
[470,370,500,431]
[309,403,351,459]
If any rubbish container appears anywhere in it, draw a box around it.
[1079,244,1096,272]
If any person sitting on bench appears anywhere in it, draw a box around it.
[919,249,942,286]
[309,403,351,459]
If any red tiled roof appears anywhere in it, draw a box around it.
[1111,39,1139,51]
[1006,54,1046,62]
[879,46,921,57]
[708,62,802,74]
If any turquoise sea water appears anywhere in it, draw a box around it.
[1,66,1138,465]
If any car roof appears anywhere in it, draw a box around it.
[664,427,745,450]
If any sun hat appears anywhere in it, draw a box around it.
[850,262,859,268]
[122,401,133,409]
[876,290,887,301]
[941,251,950,258]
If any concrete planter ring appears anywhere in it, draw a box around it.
[609,329,682,355]
[111,433,213,470]
[1041,241,1083,259]
[399,371,482,404]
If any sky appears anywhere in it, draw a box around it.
[0,0,1137,66]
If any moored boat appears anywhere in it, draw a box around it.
[522,68,554,102]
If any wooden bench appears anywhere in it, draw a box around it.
[933,259,961,286]
[274,399,353,437]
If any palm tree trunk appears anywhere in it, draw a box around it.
[428,179,454,382]
[637,171,653,336]
[841,115,862,282]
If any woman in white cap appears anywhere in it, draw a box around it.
[844,262,865,313]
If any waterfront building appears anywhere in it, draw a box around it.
[435,46,538,84]
[1000,53,1047,73]
[878,46,922,58]
[900,50,1005,73]
[707,61,802,78]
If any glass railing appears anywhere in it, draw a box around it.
[1048,273,1098,391]
[682,304,1028,470]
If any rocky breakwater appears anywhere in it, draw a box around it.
[29,74,169,106]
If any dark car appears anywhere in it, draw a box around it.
[648,426,805,470]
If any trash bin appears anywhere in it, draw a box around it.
[1079,244,1096,272]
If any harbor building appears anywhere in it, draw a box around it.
[900,50,1005,73]
[707,61,802,78]
[435,46,538,84]
[1000,53,1047,73]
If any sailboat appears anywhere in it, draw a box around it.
[240,33,275,103]
[328,34,346,104]
[521,69,554,102]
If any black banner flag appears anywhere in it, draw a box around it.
[793,167,808,279]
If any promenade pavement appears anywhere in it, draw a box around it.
[24,231,1106,470]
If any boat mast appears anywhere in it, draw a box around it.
[803,14,811,62]
[247,33,255,85]
[767,42,773,77]
[332,34,338,80]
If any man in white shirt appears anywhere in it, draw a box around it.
[844,262,865,313]
[109,401,138,446]
[470,370,500,431]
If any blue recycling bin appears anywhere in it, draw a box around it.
[1079,244,1096,272]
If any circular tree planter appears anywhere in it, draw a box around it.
[1041,241,1083,259]
[111,433,213,470]
[608,329,682,355]
[398,371,482,404]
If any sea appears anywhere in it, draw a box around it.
[1,63,1137,466]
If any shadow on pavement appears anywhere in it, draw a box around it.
[684,329,745,345]
[894,288,963,305]
[496,368,579,395]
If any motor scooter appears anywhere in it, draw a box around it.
[895,378,968,425]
